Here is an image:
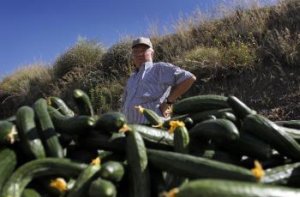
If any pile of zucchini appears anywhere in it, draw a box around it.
[1,90,300,197]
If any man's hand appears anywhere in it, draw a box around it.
[160,102,172,118]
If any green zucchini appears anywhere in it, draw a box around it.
[67,158,101,197]
[166,121,190,189]
[78,131,126,153]
[243,114,300,161]
[96,150,125,163]
[219,132,273,160]
[183,117,194,129]
[129,124,173,146]
[125,128,151,197]
[220,111,237,124]
[189,118,240,142]
[0,148,17,194]
[34,98,64,158]
[227,95,256,120]
[47,96,75,117]
[280,126,300,142]
[79,129,172,154]
[94,112,127,133]
[276,120,300,130]
[99,161,125,182]
[97,150,114,160]
[0,120,17,144]
[2,158,87,197]
[173,95,229,115]
[4,115,16,123]
[48,106,95,135]
[21,189,41,197]
[200,149,241,165]
[189,108,232,124]
[147,149,256,181]
[16,106,46,159]
[135,105,163,126]
[167,179,300,197]
[88,178,117,197]
[73,89,94,116]
[171,121,189,153]
[261,162,300,186]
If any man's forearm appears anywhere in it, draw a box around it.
[167,75,196,102]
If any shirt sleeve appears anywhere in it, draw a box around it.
[157,62,194,86]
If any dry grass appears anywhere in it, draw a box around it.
[53,39,105,79]
[0,63,52,95]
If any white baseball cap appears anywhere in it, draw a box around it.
[132,37,153,48]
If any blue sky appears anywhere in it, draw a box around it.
[0,0,278,79]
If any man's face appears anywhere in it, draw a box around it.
[131,44,153,68]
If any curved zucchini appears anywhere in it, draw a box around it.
[94,112,126,133]
[168,179,300,197]
[135,105,163,126]
[0,148,17,194]
[48,106,95,135]
[126,128,151,197]
[173,95,229,115]
[99,161,125,182]
[73,89,94,116]
[2,158,87,197]
[34,98,64,158]
[129,124,173,146]
[227,95,256,120]
[147,149,256,182]
[16,106,46,159]
[189,118,240,142]
[0,121,17,144]
[243,114,300,161]
[47,96,75,117]
[66,158,101,197]
[88,178,117,197]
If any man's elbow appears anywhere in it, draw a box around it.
[184,75,196,87]
[190,74,197,83]
[180,75,196,87]
[191,74,197,82]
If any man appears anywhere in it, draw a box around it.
[122,37,196,124]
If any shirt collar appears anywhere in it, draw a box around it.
[135,61,153,73]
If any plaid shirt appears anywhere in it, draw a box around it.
[122,61,194,124]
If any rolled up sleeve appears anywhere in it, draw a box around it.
[158,62,194,86]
